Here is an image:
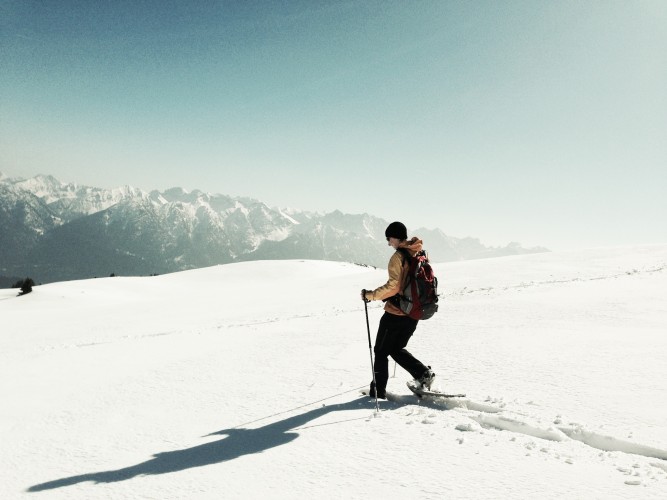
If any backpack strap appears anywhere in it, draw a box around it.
[397,248,412,265]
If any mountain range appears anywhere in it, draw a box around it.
[0,172,548,285]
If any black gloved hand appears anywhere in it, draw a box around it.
[361,289,370,303]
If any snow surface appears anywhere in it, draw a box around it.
[1,246,666,499]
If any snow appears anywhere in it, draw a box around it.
[1,246,666,499]
[277,208,300,225]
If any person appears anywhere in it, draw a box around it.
[361,221,435,399]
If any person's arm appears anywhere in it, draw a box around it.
[363,252,404,301]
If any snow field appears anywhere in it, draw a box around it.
[1,246,666,499]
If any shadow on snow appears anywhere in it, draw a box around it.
[28,398,375,492]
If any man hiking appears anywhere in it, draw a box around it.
[361,221,435,399]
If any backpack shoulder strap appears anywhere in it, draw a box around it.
[397,248,412,265]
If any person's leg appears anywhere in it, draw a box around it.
[388,316,429,380]
[372,313,395,394]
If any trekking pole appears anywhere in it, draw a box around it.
[363,296,380,412]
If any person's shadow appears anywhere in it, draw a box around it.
[28,398,375,492]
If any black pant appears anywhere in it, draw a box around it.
[373,312,428,391]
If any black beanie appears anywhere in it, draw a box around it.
[385,221,408,240]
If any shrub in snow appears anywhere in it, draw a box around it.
[13,278,35,296]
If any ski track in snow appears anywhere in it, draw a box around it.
[379,389,667,460]
[447,264,665,298]
[368,386,667,490]
[38,314,318,352]
[558,426,667,460]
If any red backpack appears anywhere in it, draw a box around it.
[397,249,439,320]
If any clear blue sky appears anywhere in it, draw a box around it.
[1,0,666,250]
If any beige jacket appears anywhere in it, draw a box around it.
[364,237,423,316]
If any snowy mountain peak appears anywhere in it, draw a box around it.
[10,174,68,202]
[0,173,549,283]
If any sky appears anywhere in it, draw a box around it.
[1,0,666,250]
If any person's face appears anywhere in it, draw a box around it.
[387,237,400,249]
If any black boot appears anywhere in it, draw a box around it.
[417,366,436,390]
[369,382,386,399]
